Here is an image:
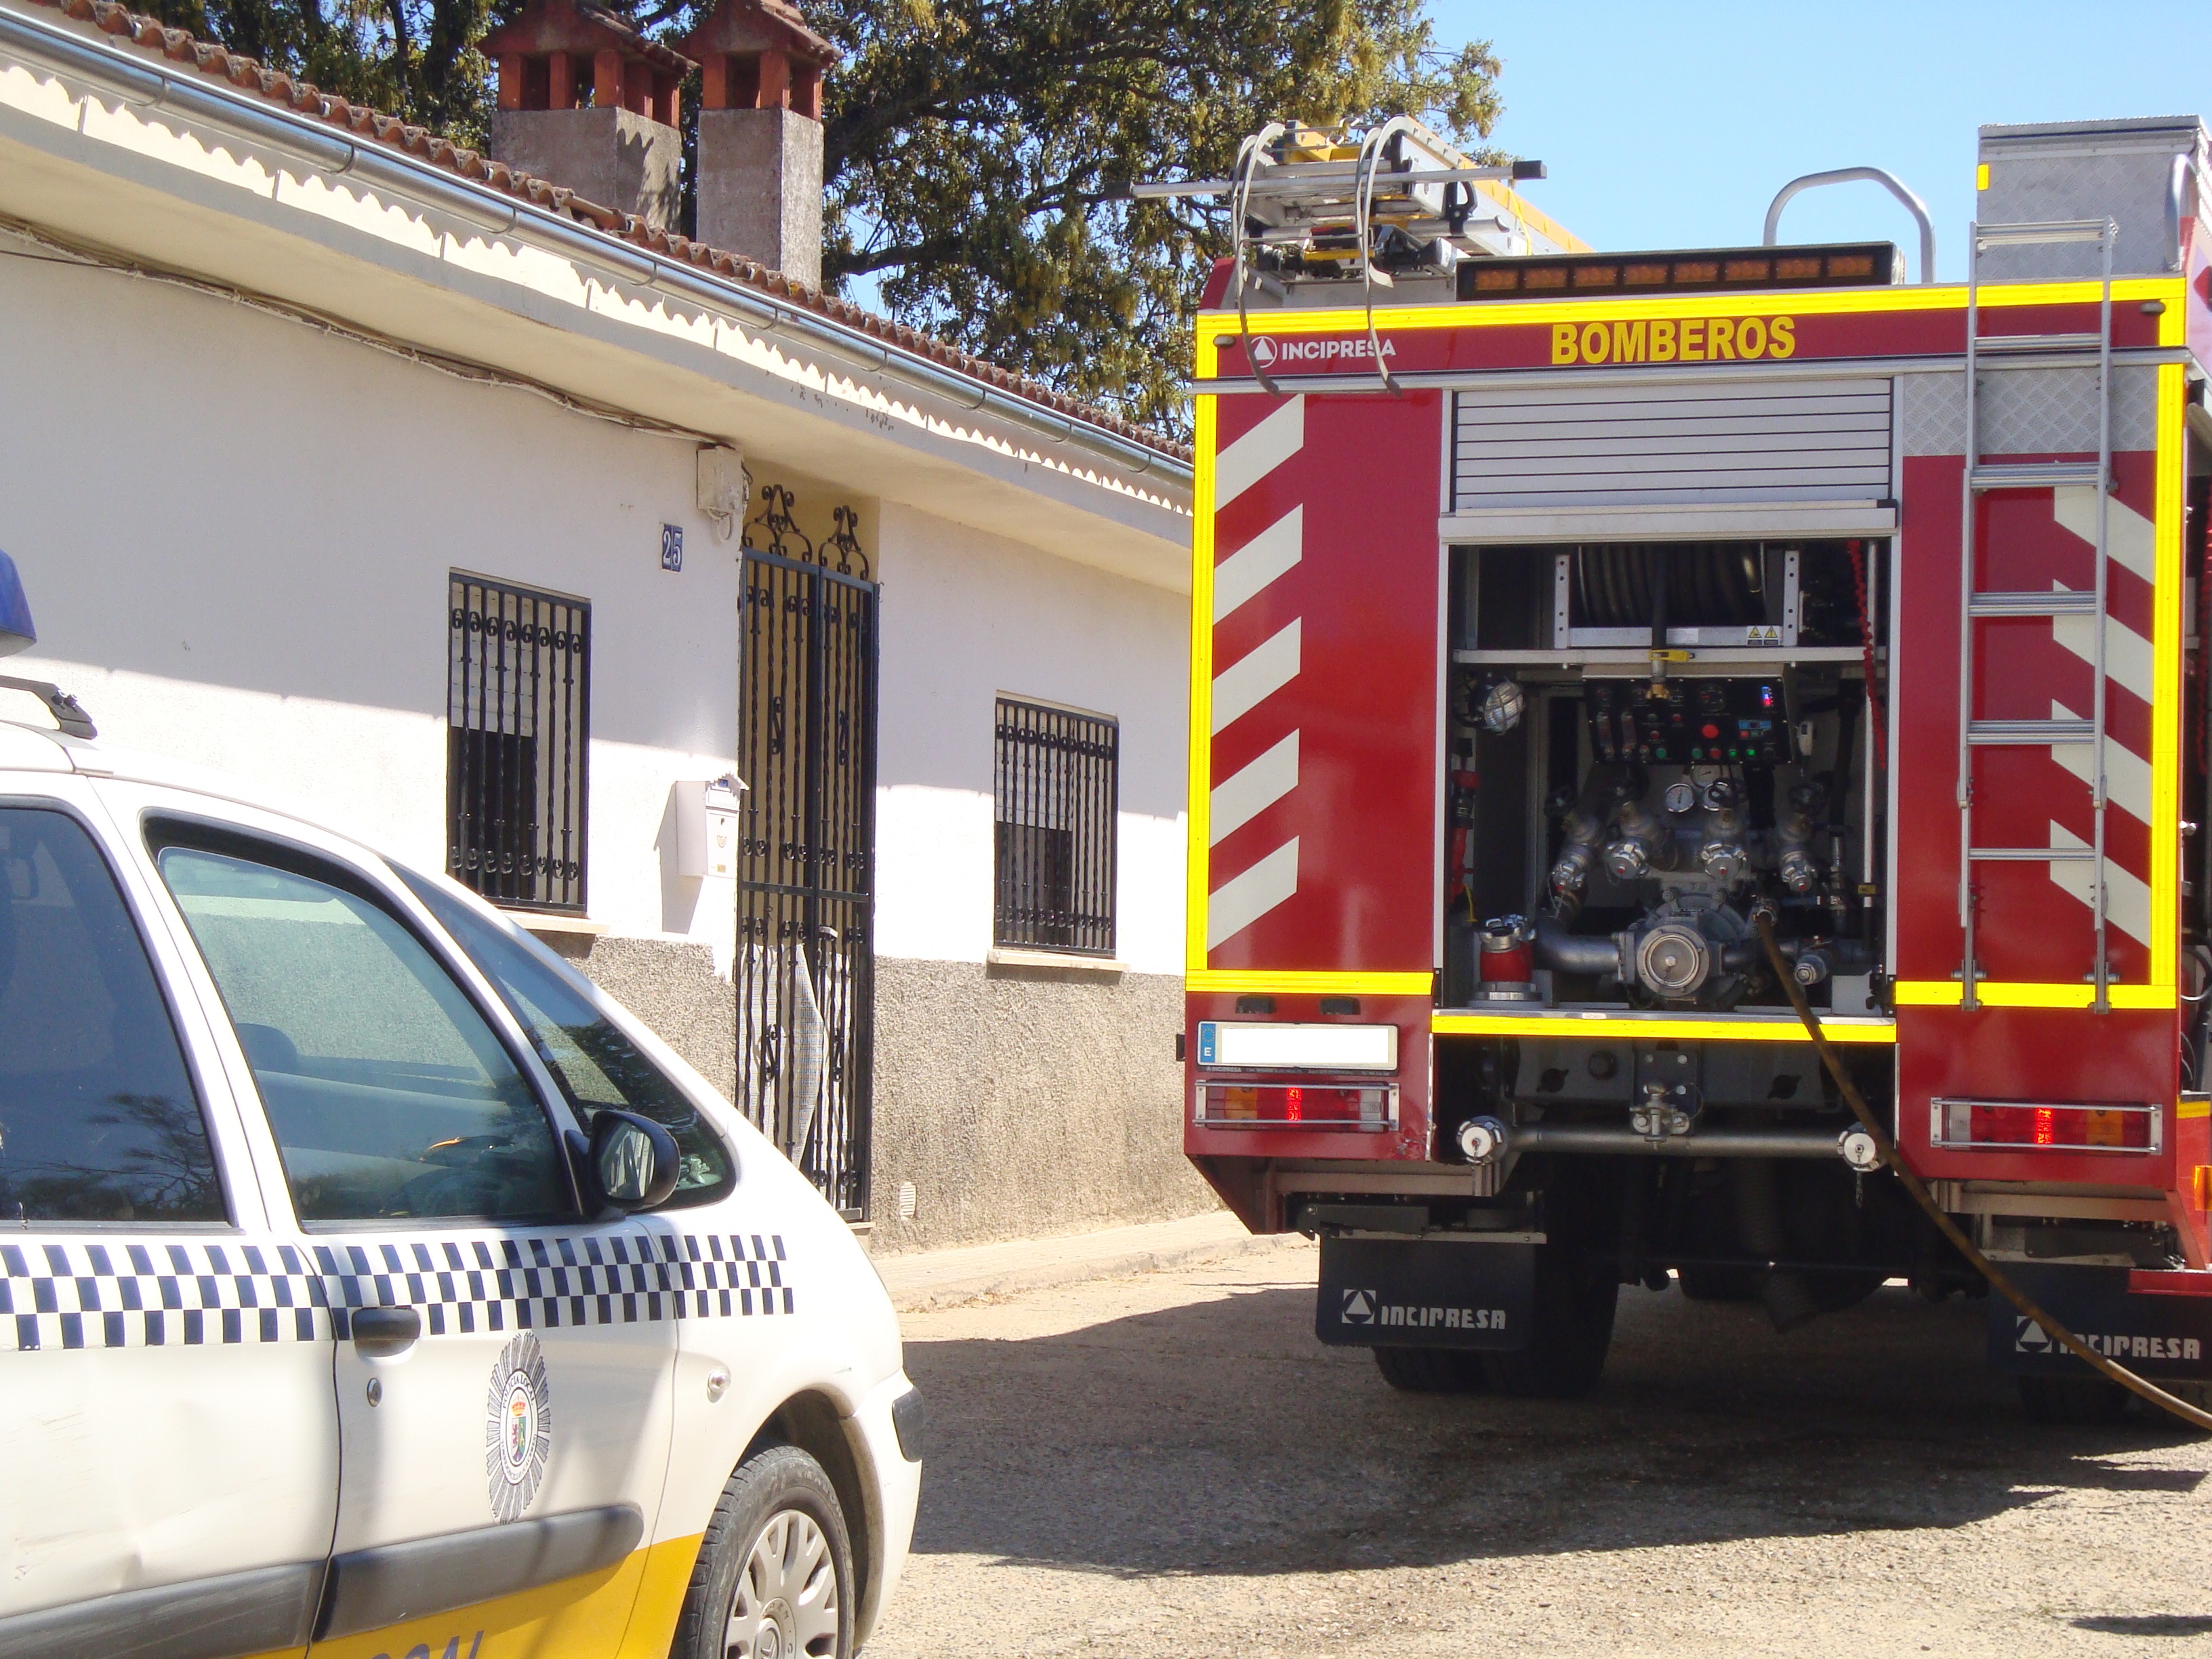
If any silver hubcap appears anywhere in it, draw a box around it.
[726,1508,840,1659]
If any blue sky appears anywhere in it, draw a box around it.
[1434,1,2212,281]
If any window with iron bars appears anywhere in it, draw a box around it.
[994,697,1118,956]
[447,574,590,913]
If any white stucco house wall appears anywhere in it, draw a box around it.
[0,0,1208,1248]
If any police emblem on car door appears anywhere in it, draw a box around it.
[486,1332,552,1523]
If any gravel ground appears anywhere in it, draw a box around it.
[863,1238,2212,1658]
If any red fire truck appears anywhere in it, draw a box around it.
[1162,115,2212,1420]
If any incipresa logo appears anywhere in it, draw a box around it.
[1243,336,1395,369]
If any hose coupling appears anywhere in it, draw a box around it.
[1837,1126,1883,1171]
[1456,1116,1510,1166]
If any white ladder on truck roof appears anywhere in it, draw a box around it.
[1955,216,2118,1012]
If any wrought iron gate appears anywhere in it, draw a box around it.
[736,491,878,1219]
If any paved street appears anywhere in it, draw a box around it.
[867,1241,2212,1658]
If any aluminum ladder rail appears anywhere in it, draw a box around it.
[1955,217,2118,1011]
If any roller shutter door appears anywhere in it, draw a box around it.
[1451,379,1893,510]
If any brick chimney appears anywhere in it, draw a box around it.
[482,0,697,232]
[680,0,837,286]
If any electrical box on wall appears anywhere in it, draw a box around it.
[674,775,744,878]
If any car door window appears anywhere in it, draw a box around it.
[154,840,572,1225]
[402,871,735,1206]
[0,807,222,1224]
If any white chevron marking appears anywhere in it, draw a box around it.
[2047,821,2150,945]
[1208,838,1300,949]
[2051,591,2154,703]
[1210,732,1298,846]
[1214,396,1305,511]
[1212,619,1300,733]
[1214,506,1303,623]
[2053,485,2155,584]
[2050,699,2153,823]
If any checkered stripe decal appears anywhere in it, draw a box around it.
[0,1229,792,1353]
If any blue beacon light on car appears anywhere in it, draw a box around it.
[0,550,97,739]
[0,550,35,658]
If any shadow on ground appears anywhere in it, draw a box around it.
[2070,1615,2212,1636]
[903,1270,2207,1579]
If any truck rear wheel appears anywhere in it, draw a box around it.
[1372,1346,1489,1393]
[1483,1247,1618,1399]
[2019,1372,2131,1426]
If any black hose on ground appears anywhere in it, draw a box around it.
[1755,914,2212,1433]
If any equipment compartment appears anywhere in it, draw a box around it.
[1444,539,1890,1015]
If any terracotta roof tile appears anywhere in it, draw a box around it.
[32,0,1188,466]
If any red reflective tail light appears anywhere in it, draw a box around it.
[1933,1097,2158,1153]
[1195,1082,1394,1130]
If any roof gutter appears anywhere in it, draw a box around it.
[0,3,1191,487]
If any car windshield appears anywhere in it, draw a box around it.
[399,869,735,1206]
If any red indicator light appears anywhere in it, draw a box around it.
[1759,685,1776,708]
[1197,1084,1390,1130]
[1700,723,1720,739]
[1957,1101,2153,1151]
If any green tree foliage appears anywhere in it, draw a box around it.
[817,0,1504,431]
[134,0,1504,435]
[139,0,498,142]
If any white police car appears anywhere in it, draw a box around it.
[0,553,920,1659]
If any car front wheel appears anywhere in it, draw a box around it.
[672,1442,855,1659]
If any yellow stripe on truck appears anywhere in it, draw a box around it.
[1191,278,2189,344]
[1189,969,1433,996]
[1186,331,1221,975]
[1432,1012,1896,1044]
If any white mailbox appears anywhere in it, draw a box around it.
[674,775,744,879]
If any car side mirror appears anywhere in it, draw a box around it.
[588,1109,681,1211]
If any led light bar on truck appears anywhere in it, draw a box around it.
[1194,1083,1397,1131]
[1931,1098,2160,1153]
[1456,241,1896,300]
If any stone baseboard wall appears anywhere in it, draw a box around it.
[546,937,1211,1252]
[865,957,1216,1254]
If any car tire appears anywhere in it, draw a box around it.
[1372,1345,1489,1393]
[2019,1372,2131,1427]
[670,1442,855,1659]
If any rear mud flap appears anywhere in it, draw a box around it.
[1988,1263,2212,1380]
[1317,1236,1535,1350]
